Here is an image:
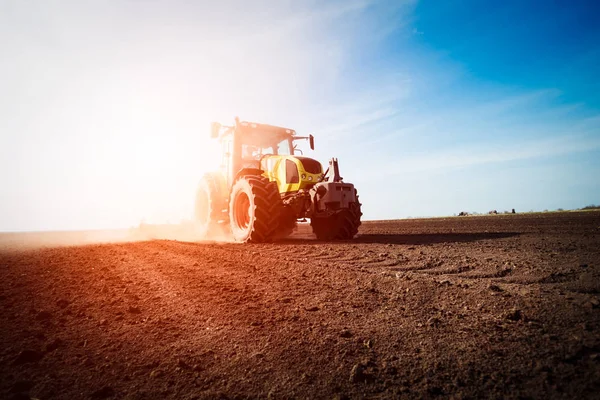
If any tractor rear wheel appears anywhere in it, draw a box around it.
[229,175,282,243]
[311,196,362,240]
[194,173,227,237]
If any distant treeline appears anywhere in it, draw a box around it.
[581,204,600,210]
[455,204,600,217]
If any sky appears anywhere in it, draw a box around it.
[1,0,599,231]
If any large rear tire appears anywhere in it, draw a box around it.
[311,195,362,241]
[194,173,227,237]
[229,176,282,243]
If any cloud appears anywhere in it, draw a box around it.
[341,87,589,153]
[362,133,600,178]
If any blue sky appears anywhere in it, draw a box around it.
[1,0,599,231]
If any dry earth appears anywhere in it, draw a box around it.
[1,212,599,399]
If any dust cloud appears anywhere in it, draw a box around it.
[0,229,134,251]
[0,222,233,252]
[129,221,235,244]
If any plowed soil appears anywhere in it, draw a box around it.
[1,212,600,399]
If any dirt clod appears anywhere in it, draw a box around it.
[90,386,115,399]
[150,369,164,378]
[340,329,353,338]
[12,350,44,365]
[9,380,33,393]
[45,338,63,352]
[505,308,523,321]
[349,363,368,383]
[489,284,503,292]
[127,306,141,314]
[56,299,70,309]
[34,310,52,321]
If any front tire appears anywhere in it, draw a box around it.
[229,176,282,243]
[311,198,362,241]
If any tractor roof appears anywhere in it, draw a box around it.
[238,121,296,147]
[239,121,296,136]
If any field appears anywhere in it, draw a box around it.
[1,212,599,399]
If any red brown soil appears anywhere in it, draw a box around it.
[1,212,599,399]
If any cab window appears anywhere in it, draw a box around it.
[277,139,292,155]
[285,159,299,183]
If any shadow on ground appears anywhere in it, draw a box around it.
[125,232,521,247]
[278,232,521,245]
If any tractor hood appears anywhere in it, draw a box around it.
[260,155,323,193]
[292,156,322,175]
[260,155,323,175]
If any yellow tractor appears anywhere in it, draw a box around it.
[194,117,362,242]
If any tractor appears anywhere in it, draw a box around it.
[194,117,362,242]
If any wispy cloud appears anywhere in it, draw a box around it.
[360,133,600,178]
[342,88,590,152]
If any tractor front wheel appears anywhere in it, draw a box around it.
[311,200,362,241]
[229,176,282,243]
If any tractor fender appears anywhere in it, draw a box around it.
[234,168,264,182]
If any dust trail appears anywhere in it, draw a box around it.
[0,223,234,252]
[0,229,137,251]
[130,222,235,243]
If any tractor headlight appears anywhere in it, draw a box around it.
[308,176,313,181]
[301,174,306,180]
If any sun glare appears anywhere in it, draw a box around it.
[1,0,348,232]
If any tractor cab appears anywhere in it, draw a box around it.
[210,118,317,191]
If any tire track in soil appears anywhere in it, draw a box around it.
[123,240,404,398]
[280,225,599,298]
